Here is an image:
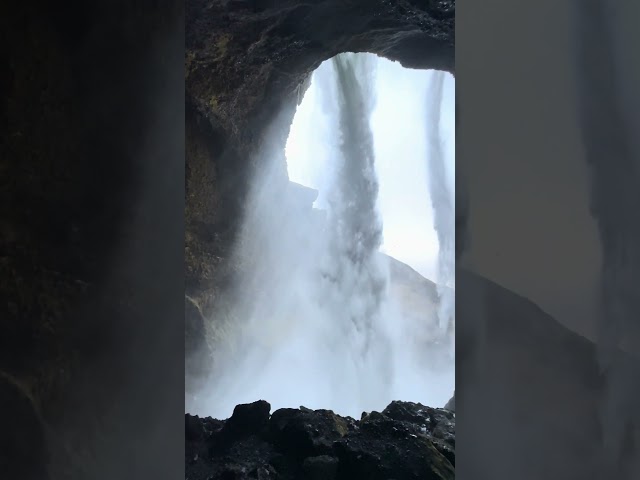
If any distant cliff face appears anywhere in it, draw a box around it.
[186,0,454,150]
[387,256,441,326]
[184,1,455,364]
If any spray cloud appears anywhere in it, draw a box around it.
[194,54,455,420]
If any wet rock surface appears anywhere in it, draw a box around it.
[0,374,48,480]
[186,0,454,148]
[3,1,184,478]
[185,400,455,480]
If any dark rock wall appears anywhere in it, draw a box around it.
[2,1,184,478]
[186,0,454,147]
[185,399,455,480]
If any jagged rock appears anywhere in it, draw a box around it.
[222,399,272,439]
[287,182,319,210]
[335,405,454,479]
[185,400,454,480]
[186,0,454,149]
[382,400,455,465]
[0,375,47,480]
[302,455,339,480]
[444,392,455,412]
[269,408,355,459]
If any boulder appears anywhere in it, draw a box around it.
[185,400,454,480]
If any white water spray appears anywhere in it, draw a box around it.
[425,72,456,356]
[195,54,455,420]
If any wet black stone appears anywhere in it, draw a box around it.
[186,400,454,480]
[302,455,339,480]
[222,400,271,439]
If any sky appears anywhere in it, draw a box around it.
[285,56,455,281]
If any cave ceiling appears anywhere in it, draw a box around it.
[186,0,455,151]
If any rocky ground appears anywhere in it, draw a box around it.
[185,400,455,480]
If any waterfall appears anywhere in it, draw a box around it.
[322,53,387,361]
[425,71,455,356]
[572,0,640,476]
[193,54,455,420]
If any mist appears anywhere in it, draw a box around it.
[572,0,640,476]
[194,54,455,420]
[425,71,455,355]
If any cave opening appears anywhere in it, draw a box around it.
[192,53,455,420]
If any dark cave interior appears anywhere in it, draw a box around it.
[2,1,454,478]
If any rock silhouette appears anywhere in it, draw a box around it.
[186,400,455,480]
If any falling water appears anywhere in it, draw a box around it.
[195,54,455,420]
[572,0,640,476]
[322,54,387,363]
[425,71,455,356]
